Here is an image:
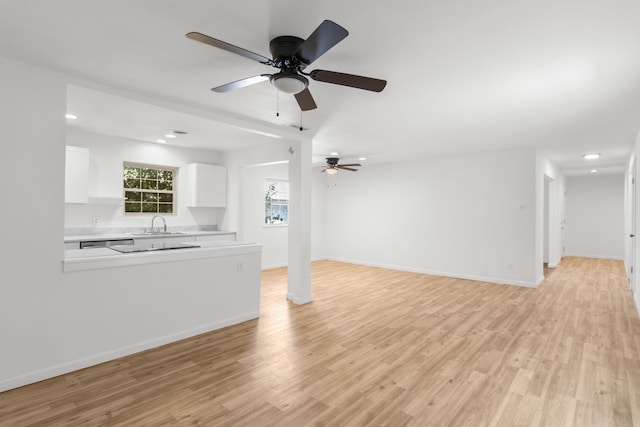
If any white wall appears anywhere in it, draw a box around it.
[0,56,68,391]
[632,132,640,316]
[311,169,327,261]
[324,148,539,287]
[65,129,222,230]
[236,163,327,269]
[240,163,289,269]
[0,57,266,392]
[221,137,313,302]
[565,174,624,259]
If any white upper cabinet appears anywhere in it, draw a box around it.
[187,163,227,207]
[65,145,90,204]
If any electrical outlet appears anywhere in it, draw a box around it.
[236,261,244,272]
[507,263,513,271]
[92,217,100,226]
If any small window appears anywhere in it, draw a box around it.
[123,163,176,214]
[265,179,289,225]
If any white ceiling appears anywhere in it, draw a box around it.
[1,0,639,174]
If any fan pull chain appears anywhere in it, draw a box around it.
[276,90,280,117]
[299,109,303,131]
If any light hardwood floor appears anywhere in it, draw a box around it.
[1,257,639,426]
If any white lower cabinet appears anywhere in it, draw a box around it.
[195,233,236,242]
[133,236,196,245]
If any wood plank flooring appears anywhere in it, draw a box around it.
[1,257,639,426]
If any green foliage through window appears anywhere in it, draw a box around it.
[124,164,175,214]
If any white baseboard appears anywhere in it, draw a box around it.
[547,256,562,268]
[261,257,326,271]
[563,253,623,260]
[326,257,540,288]
[261,262,288,270]
[0,312,259,393]
[286,292,313,305]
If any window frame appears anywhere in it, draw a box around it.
[123,161,178,216]
[264,178,289,227]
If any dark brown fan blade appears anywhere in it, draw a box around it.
[212,75,271,93]
[186,32,273,65]
[294,88,318,111]
[309,70,387,92]
[337,166,359,172]
[337,163,361,167]
[294,20,348,66]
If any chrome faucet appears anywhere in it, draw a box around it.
[150,215,166,233]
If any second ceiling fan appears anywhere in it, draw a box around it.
[186,20,387,111]
[322,157,361,174]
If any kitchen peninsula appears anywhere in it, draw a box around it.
[48,237,263,393]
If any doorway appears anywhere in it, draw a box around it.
[630,161,636,294]
[543,175,552,277]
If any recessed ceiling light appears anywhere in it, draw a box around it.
[65,113,77,119]
[156,139,167,144]
[330,152,339,156]
[164,134,177,139]
[359,157,367,161]
[583,153,600,160]
[590,169,598,173]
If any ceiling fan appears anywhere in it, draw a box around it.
[186,20,387,111]
[322,157,361,174]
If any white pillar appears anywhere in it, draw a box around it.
[286,138,313,304]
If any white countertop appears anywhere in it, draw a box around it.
[63,240,261,272]
[64,230,235,243]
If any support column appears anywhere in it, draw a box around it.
[286,138,312,304]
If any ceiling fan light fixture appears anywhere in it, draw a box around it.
[270,72,308,94]
[326,167,338,175]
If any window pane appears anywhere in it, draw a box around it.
[124,167,140,180]
[159,193,173,202]
[160,170,173,181]
[142,202,157,213]
[141,179,158,190]
[143,192,158,202]
[125,191,142,202]
[125,202,141,212]
[158,203,173,213]
[158,180,173,191]
[124,178,140,189]
[141,168,157,179]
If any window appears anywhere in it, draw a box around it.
[123,163,176,214]
[264,179,289,225]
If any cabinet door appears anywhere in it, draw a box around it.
[134,236,196,245]
[195,233,236,242]
[65,146,89,203]
[187,163,227,207]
